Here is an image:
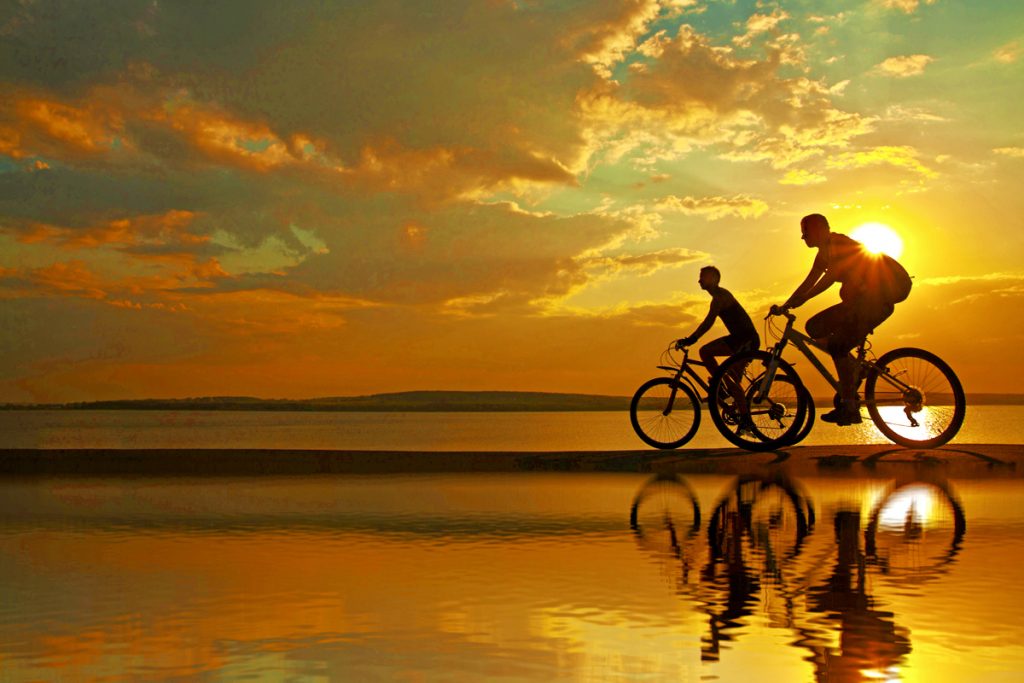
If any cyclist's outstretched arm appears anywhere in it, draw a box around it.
[783,259,832,309]
[680,301,718,346]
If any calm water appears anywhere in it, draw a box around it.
[1,405,1023,450]
[1,469,1022,681]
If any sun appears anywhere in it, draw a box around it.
[850,222,904,259]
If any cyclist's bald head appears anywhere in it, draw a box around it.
[800,213,830,247]
[801,213,830,234]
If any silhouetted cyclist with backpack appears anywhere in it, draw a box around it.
[772,214,912,425]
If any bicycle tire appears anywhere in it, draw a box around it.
[629,474,702,553]
[708,351,809,451]
[707,475,811,562]
[864,479,966,579]
[783,380,816,447]
[630,377,702,449]
[864,347,966,449]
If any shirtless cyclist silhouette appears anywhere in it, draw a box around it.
[678,266,760,433]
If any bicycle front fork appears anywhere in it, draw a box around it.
[753,349,785,403]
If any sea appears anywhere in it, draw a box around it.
[2,409,1023,681]
[0,405,1022,450]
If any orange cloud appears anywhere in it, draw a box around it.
[779,168,827,185]
[994,41,1021,64]
[0,247,231,306]
[873,54,934,78]
[655,194,769,220]
[0,90,123,160]
[0,84,325,176]
[3,79,580,204]
[341,137,576,204]
[877,0,936,13]
[733,9,790,47]
[578,24,876,173]
[994,147,1024,158]
[150,100,295,172]
[825,145,937,178]
[573,247,705,283]
[571,0,662,77]
[7,210,205,251]
[26,261,110,300]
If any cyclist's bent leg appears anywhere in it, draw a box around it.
[699,336,735,378]
[812,302,863,424]
[822,297,895,425]
[806,305,844,347]
[700,333,759,376]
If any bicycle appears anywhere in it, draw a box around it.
[707,310,966,451]
[630,342,808,449]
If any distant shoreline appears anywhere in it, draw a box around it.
[2,390,1023,411]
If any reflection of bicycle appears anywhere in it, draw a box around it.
[708,311,966,451]
[629,474,706,586]
[864,478,966,583]
[629,342,806,449]
[706,474,815,566]
[700,474,814,661]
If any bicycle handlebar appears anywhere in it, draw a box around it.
[766,306,796,321]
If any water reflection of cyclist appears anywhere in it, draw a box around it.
[806,510,911,682]
[773,214,912,426]
[677,266,760,377]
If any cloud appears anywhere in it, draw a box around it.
[0,91,123,160]
[994,41,1021,64]
[577,247,705,278]
[655,194,769,220]
[0,1,612,193]
[0,252,230,304]
[581,24,874,171]
[779,168,826,185]
[917,272,1024,288]
[883,105,948,123]
[572,0,663,77]
[719,107,877,169]
[994,147,1024,158]
[265,201,644,309]
[825,145,937,178]
[877,0,937,13]
[873,55,934,78]
[732,9,790,48]
[5,210,206,252]
[1,261,109,300]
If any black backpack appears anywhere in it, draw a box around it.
[868,253,913,303]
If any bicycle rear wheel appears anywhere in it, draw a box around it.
[864,347,965,449]
[630,377,701,449]
[708,351,808,451]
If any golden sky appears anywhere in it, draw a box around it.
[1,0,1022,401]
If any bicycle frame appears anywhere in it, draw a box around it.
[760,312,922,423]
[658,348,712,402]
[760,314,841,400]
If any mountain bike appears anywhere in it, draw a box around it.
[630,342,808,449]
[707,310,966,451]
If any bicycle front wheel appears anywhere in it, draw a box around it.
[783,379,816,448]
[864,348,966,449]
[630,378,701,449]
[708,351,808,452]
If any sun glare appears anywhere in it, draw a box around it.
[850,222,904,259]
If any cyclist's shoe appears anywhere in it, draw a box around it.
[736,416,758,438]
[821,402,862,426]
